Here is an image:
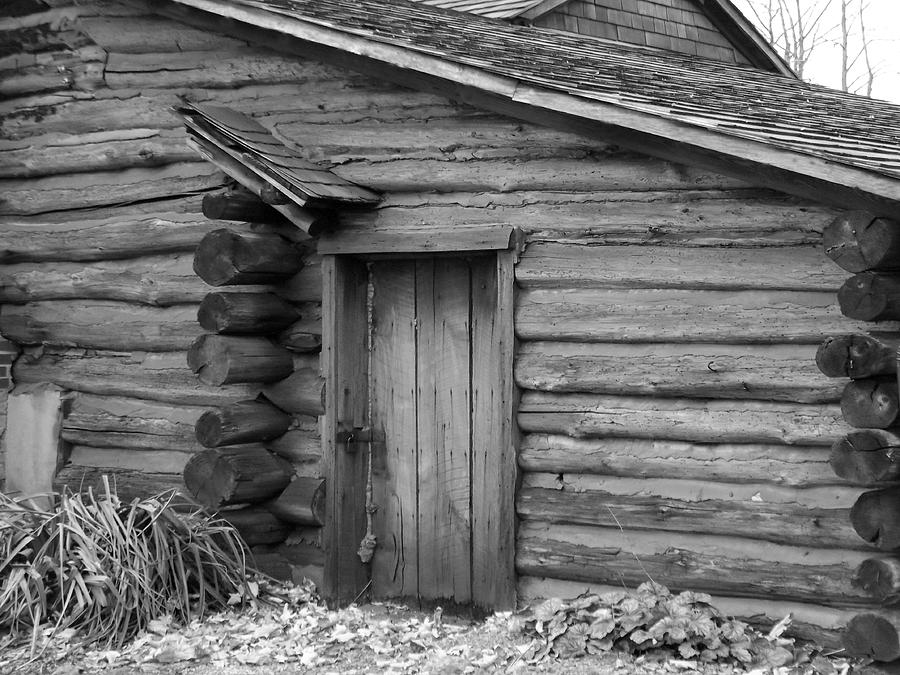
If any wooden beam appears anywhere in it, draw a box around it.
[316,225,521,255]
[321,255,370,606]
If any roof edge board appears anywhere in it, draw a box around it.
[169,0,900,213]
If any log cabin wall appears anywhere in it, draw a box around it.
[0,0,879,638]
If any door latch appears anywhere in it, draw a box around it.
[336,426,385,451]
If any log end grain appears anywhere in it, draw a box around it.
[844,613,900,661]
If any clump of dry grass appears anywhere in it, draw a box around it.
[0,479,257,650]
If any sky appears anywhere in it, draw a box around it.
[731,0,900,103]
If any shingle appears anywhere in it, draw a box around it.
[219,0,900,182]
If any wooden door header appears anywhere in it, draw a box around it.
[316,224,523,255]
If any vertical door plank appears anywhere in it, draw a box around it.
[416,258,473,601]
[370,261,420,599]
[322,255,371,606]
[470,252,517,609]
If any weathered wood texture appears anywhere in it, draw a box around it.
[844,613,900,661]
[816,333,900,379]
[0,162,223,215]
[518,434,849,487]
[197,292,300,334]
[264,477,325,526]
[854,558,900,605]
[1,301,202,350]
[516,342,841,403]
[0,254,207,306]
[516,243,846,291]
[839,273,900,322]
[517,486,860,550]
[62,393,205,453]
[851,487,900,550]
[216,506,292,547]
[831,431,900,485]
[187,335,294,386]
[193,229,304,286]
[518,392,846,446]
[54,465,187,504]
[194,400,293,448]
[13,349,259,406]
[183,446,294,509]
[515,288,899,343]
[339,192,836,247]
[823,212,900,273]
[516,523,873,607]
[841,378,900,429]
[260,366,326,416]
[67,446,191,474]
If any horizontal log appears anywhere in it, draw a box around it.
[816,333,900,378]
[332,155,754,194]
[515,243,846,291]
[183,446,294,509]
[516,523,873,606]
[187,334,294,386]
[53,464,188,504]
[195,400,293,448]
[1,300,202,350]
[517,486,861,550]
[844,612,900,661]
[216,506,291,548]
[263,477,325,526]
[520,471,864,510]
[0,254,209,306]
[0,128,195,180]
[823,212,900,273]
[197,292,300,334]
[518,434,846,487]
[518,392,847,446]
[78,15,248,53]
[12,349,259,406]
[0,162,223,215]
[103,48,323,89]
[517,576,853,650]
[62,393,205,453]
[515,288,895,344]
[193,229,304,286]
[831,430,900,485]
[340,192,837,247]
[515,341,841,403]
[202,189,280,223]
[851,487,900,550]
[841,378,900,429]
[265,426,322,473]
[839,273,900,322]
[855,558,900,605]
[0,47,105,98]
[260,367,326,416]
[277,314,322,352]
[0,197,219,262]
[67,446,191,475]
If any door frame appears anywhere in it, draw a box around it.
[319,229,520,609]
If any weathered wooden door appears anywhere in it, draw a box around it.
[369,257,484,604]
[323,252,516,610]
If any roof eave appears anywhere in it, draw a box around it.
[168,0,900,216]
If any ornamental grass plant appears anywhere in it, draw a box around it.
[0,479,258,651]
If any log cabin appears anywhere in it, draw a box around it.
[3,0,900,657]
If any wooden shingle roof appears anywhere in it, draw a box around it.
[411,0,544,19]
[171,0,900,209]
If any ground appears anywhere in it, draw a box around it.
[0,580,859,675]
